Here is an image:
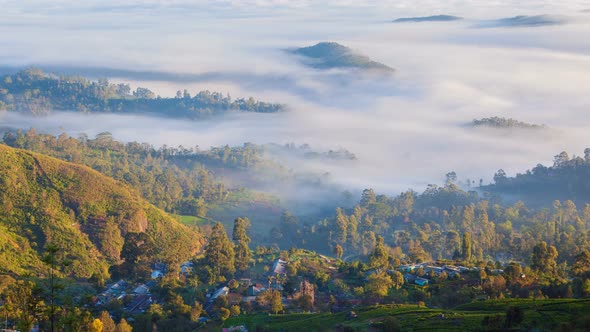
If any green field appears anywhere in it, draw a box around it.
[173,214,213,227]
[223,299,590,331]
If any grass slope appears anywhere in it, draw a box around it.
[0,144,202,279]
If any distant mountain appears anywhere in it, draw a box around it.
[288,42,394,72]
[469,117,545,129]
[0,144,202,278]
[480,15,567,28]
[393,15,463,23]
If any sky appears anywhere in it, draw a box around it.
[1,0,590,195]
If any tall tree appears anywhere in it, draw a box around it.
[531,241,558,276]
[5,280,44,332]
[461,233,472,261]
[205,223,236,281]
[369,236,389,270]
[98,311,116,332]
[233,217,252,272]
[334,244,344,259]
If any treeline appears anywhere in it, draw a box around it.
[487,149,590,205]
[0,68,283,117]
[1,130,346,219]
[470,116,544,129]
[2,129,231,215]
[273,180,589,271]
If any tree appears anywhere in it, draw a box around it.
[115,318,133,332]
[190,302,203,322]
[391,271,404,289]
[42,243,65,332]
[91,319,103,332]
[365,272,394,298]
[369,236,389,270]
[445,171,457,185]
[360,189,376,207]
[230,305,240,317]
[5,280,44,332]
[483,275,506,299]
[334,208,348,245]
[133,87,155,99]
[219,307,230,321]
[233,217,252,272]
[205,223,236,281]
[270,290,284,314]
[98,311,116,332]
[334,244,344,259]
[445,231,461,259]
[195,197,207,217]
[553,151,570,167]
[531,241,558,276]
[120,232,155,264]
[493,169,507,185]
[572,250,590,279]
[60,307,93,332]
[461,233,472,261]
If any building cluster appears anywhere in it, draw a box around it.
[397,262,480,286]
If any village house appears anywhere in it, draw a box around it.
[415,277,429,286]
[248,283,265,296]
[271,258,287,276]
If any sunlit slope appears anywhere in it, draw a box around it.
[0,144,202,278]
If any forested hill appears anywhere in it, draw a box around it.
[0,144,202,280]
[0,68,283,117]
[289,42,394,72]
[483,149,590,206]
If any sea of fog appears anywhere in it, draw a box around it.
[1,0,590,195]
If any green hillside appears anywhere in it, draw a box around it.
[0,144,202,279]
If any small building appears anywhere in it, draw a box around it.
[133,284,150,295]
[248,284,264,296]
[403,273,416,283]
[239,278,252,286]
[398,265,412,272]
[415,277,429,286]
[151,270,164,279]
[211,286,230,301]
[271,259,287,275]
[242,296,257,303]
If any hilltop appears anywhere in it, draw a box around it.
[0,144,202,279]
[480,15,568,28]
[288,42,394,73]
[469,116,545,129]
[393,15,463,23]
